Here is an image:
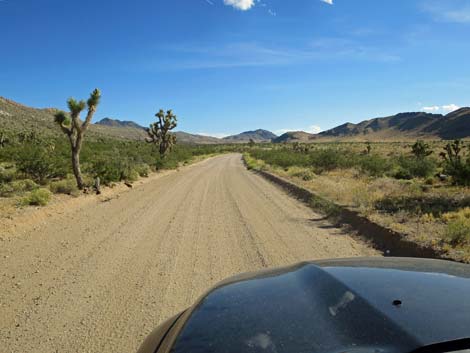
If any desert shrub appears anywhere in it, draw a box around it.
[299,170,315,181]
[0,179,39,197]
[49,178,79,195]
[87,158,124,185]
[445,220,470,245]
[21,188,52,206]
[310,149,353,173]
[134,163,151,177]
[0,163,16,183]
[442,208,470,245]
[250,148,310,168]
[309,195,341,217]
[395,156,437,179]
[121,167,139,182]
[14,145,68,183]
[359,154,392,177]
[291,169,315,181]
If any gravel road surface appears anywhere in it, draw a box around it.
[0,154,377,352]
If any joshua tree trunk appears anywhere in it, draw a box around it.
[54,89,101,190]
[71,144,84,189]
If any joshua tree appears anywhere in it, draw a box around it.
[411,140,433,159]
[440,139,463,166]
[54,89,101,189]
[146,109,177,158]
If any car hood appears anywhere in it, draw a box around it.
[142,257,470,353]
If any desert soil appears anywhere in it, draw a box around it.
[0,153,378,353]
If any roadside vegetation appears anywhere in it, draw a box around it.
[0,115,244,212]
[244,140,470,262]
[0,91,246,211]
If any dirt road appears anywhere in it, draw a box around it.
[0,154,377,353]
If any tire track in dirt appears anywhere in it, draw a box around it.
[0,154,378,353]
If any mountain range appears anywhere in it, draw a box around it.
[1,96,469,143]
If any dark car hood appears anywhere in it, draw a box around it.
[142,258,470,353]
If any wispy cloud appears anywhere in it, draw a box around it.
[197,132,231,138]
[422,0,470,23]
[275,125,323,135]
[310,37,401,62]
[421,104,461,114]
[223,0,255,11]
[321,0,334,5]
[151,39,400,71]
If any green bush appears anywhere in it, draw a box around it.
[49,179,79,195]
[87,158,123,185]
[359,155,391,177]
[121,167,139,182]
[395,156,437,179]
[15,145,68,183]
[310,195,341,217]
[134,163,151,177]
[0,179,38,197]
[21,188,52,206]
[0,163,16,183]
[445,218,470,246]
[310,149,353,173]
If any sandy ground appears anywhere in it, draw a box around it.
[0,154,378,353]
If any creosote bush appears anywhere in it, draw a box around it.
[21,188,52,206]
[0,179,38,197]
[0,163,16,183]
[395,156,437,179]
[442,208,470,246]
[49,178,79,196]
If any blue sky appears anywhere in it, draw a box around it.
[1,0,469,137]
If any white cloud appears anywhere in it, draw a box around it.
[422,1,470,23]
[197,132,231,138]
[321,0,334,4]
[223,0,255,10]
[442,104,461,112]
[275,125,323,135]
[421,105,440,112]
[421,104,460,114]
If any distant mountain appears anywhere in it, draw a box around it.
[318,108,470,141]
[2,96,470,144]
[173,131,221,145]
[223,129,277,143]
[272,131,316,143]
[96,118,144,130]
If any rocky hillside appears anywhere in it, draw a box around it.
[96,118,145,130]
[318,109,470,140]
[222,129,277,143]
[272,131,316,143]
[0,98,220,144]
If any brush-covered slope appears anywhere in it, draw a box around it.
[318,109,470,140]
[0,97,148,140]
[0,98,221,143]
[272,131,316,143]
[96,118,145,130]
[223,129,277,143]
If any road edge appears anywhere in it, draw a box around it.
[242,157,458,263]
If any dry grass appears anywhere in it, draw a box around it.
[250,151,470,262]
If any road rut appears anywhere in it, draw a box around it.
[0,153,377,353]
